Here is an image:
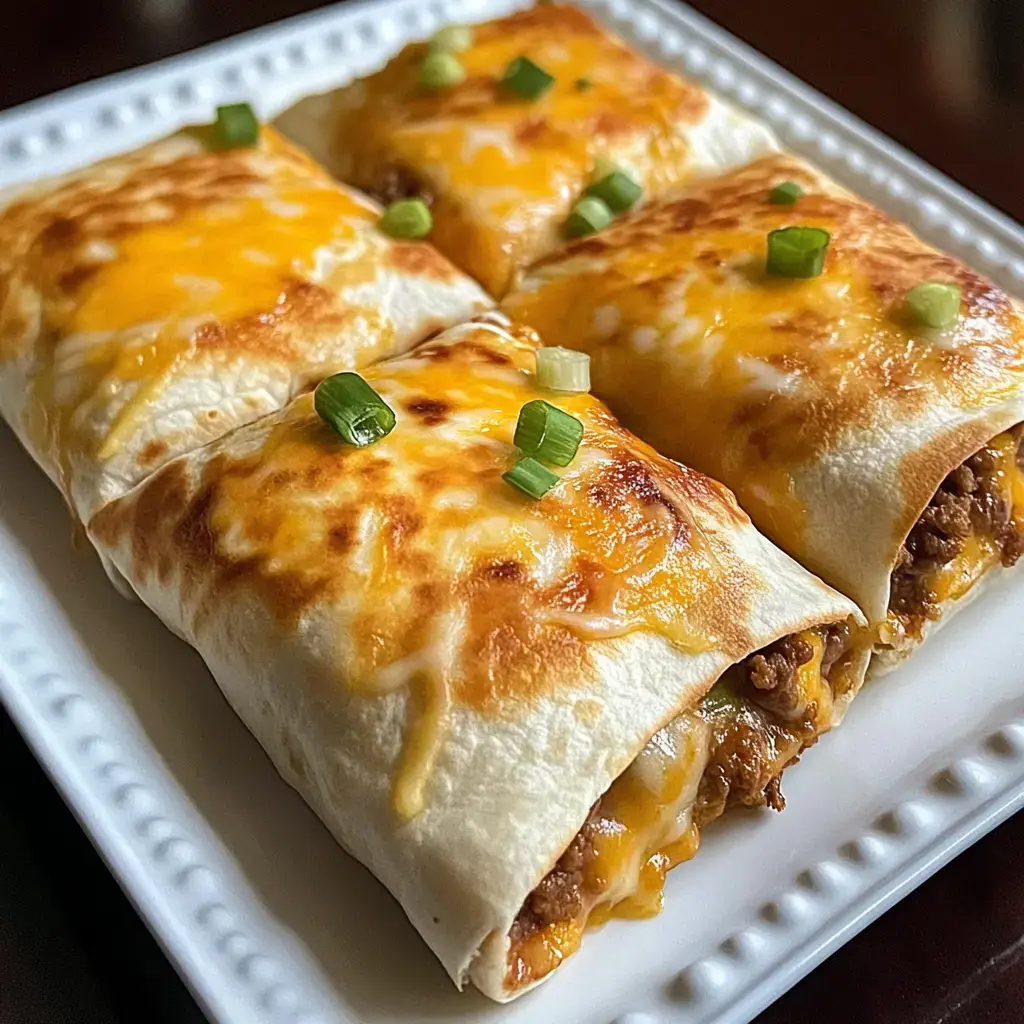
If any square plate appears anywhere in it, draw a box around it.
[2,2,1023,1022]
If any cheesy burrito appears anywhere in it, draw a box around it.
[503,154,1024,669]
[0,122,489,525]
[275,4,777,296]
[91,315,864,1000]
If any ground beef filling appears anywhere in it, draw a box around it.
[508,802,603,944]
[890,426,1024,623]
[507,623,851,965]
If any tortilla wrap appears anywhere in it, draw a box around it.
[503,154,1024,666]
[275,3,777,296]
[90,314,863,999]
[0,125,490,525]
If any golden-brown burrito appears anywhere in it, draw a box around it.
[275,4,777,296]
[0,124,490,524]
[503,154,1024,668]
[91,314,864,999]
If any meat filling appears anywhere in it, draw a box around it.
[506,620,854,987]
[889,425,1024,627]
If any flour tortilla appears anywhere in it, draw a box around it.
[504,154,1024,655]
[0,127,490,525]
[91,316,862,999]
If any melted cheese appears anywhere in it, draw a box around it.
[509,711,710,988]
[507,625,839,989]
[931,534,998,604]
[327,5,713,293]
[67,187,374,462]
[504,160,1024,561]
[794,629,831,727]
[68,188,372,335]
[191,321,765,819]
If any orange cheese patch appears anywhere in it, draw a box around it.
[91,319,770,818]
[67,187,374,334]
[320,4,717,294]
[505,155,1024,559]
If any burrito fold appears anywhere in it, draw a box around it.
[275,3,777,296]
[0,125,490,525]
[503,154,1024,668]
[91,314,864,999]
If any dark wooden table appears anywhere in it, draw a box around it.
[2,2,1023,1022]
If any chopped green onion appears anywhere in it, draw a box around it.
[430,24,473,52]
[586,170,642,214]
[501,56,555,100]
[575,77,593,91]
[314,373,396,447]
[765,226,830,278]
[513,400,584,466]
[503,456,559,498]
[700,681,741,714]
[212,103,259,148]
[379,198,433,239]
[536,347,591,392]
[904,281,961,329]
[419,50,466,90]
[769,180,804,205]
[565,195,613,238]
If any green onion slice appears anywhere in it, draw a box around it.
[419,50,466,90]
[513,400,584,466]
[212,103,259,148]
[904,281,962,329]
[575,77,593,91]
[379,198,433,239]
[314,373,396,446]
[565,195,613,238]
[501,56,555,100]
[536,347,591,392]
[586,170,642,214]
[769,180,804,205]
[503,456,560,498]
[699,681,741,714]
[765,226,830,278]
[430,24,473,52]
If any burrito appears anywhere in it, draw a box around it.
[275,4,777,296]
[0,123,489,525]
[91,314,865,999]
[503,154,1024,668]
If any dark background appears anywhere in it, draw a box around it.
[2,2,1024,1022]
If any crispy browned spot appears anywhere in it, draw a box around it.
[190,278,346,362]
[57,264,100,295]
[455,570,590,712]
[588,454,690,545]
[543,559,606,613]
[37,216,81,251]
[403,396,450,425]
[139,439,169,467]
[385,241,456,280]
[462,341,512,365]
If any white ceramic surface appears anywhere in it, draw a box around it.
[1,2,1023,1022]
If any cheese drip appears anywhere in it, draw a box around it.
[507,625,839,990]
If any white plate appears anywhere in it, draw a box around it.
[2,2,1024,1023]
